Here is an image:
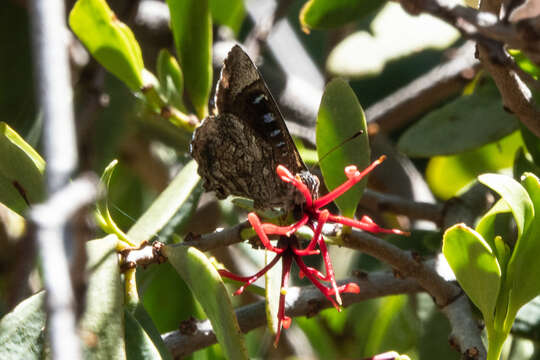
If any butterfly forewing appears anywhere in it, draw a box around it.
[191,45,312,209]
[215,46,307,175]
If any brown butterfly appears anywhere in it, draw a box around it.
[191,45,318,210]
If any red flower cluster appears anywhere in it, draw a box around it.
[219,156,406,345]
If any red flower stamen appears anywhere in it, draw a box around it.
[314,155,386,209]
[219,156,407,346]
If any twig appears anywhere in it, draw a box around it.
[30,176,98,360]
[366,41,480,132]
[362,189,444,224]
[29,0,89,357]
[162,271,423,358]
[341,230,485,358]
[181,221,250,251]
[394,0,540,137]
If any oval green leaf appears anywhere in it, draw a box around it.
[127,160,200,245]
[398,82,518,157]
[0,122,45,215]
[69,0,144,91]
[316,78,369,218]
[0,291,46,359]
[443,224,501,321]
[426,130,522,200]
[300,0,383,30]
[166,0,212,119]
[505,173,540,315]
[163,245,248,360]
[80,235,125,359]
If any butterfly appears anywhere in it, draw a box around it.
[191,45,319,210]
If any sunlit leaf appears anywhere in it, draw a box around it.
[166,0,212,119]
[0,122,45,215]
[505,174,540,318]
[478,173,534,240]
[157,49,185,112]
[426,131,522,200]
[443,224,501,321]
[69,0,145,91]
[164,245,248,359]
[300,0,383,30]
[127,160,200,245]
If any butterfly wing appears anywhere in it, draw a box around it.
[191,45,309,209]
[215,45,307,175]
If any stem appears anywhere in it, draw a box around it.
[486,324,506,360]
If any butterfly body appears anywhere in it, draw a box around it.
[191,45,318,210]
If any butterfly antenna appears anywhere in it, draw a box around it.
[311,130,363,171]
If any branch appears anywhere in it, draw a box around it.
[162,271,423,358]
[394,0,540,137]
[366,41,480,132]
[30,176,98,360]
[340,230,485,358]
[29,0,88,358]
[362,188,444,225]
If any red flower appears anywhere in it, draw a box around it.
[219,156,407,345]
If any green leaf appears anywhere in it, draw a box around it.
[0,292,46,359]
[426,131,522,200]
[130,303,173,360]
[124,309,163,360]
[69,0,144,91]
[316,78,369,218]
[398,82,518,157]
[210,0,245,35]
[127,160,201,245]
[478,173,534,240]
[505,173,540,316]
[475,199,513,257]
[364,295,410,355]
[138,262,198,333]
[296,315,339,358]
[157,49,185,111]
[166,0,212,119]
[300,0,383,30]
[80,235,125,359]
[95,160,133,246]
[0,122,45,215]
[163,245,248,360]
[442,224,501,321]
